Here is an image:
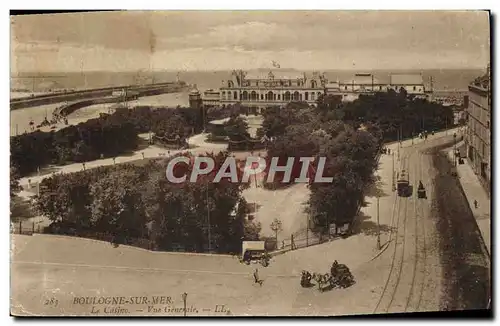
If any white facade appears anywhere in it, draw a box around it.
[202,71,430,107]
[466,68,491,187]
[389,74,426,95]
[213,70,325,110]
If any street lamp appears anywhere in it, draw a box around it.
[392,152,395,191]
[453,133,457,167]
[181,292,187,317]
[376,194,381,250]
[375,174,381,250]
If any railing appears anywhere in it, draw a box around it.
[11,221,44,235]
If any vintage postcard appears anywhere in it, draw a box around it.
[10,10,491,317]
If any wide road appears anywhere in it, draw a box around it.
[14,127,486,316]
[372,133,490,314]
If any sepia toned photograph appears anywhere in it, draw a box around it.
[9,10,491,317]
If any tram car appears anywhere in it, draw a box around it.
[397,169,410,197]
[417,181,426,199]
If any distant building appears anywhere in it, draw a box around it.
[188,87,203,110]
[325,73,428,102]
[202,89,220,107]
[326,73,389,102]
[389,74,426,96]
[465,65,491,189]
[204,70,325,113]
[200,70,433,109]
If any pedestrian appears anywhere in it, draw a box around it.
[253,268,263,286]
[474,200,478,209]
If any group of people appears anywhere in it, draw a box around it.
[381,147,391,155]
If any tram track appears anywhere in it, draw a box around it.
[373,152,410,314]
[374,145,432,314]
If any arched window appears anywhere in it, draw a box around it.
[234,91,238,100]
[284,91,291,101]
[278,94,281,100]
[227,81,234,88]
[222,91,226,100]
[345,86,348,90]
[242,91,248,101]
[293,91,300,101]
[311,92,315,101]
[311,80,317,88]
[266,91,274,101]
[251,91,257,101]
[299,93,303,101]
[305,92,309,101]
[317,92,322,98]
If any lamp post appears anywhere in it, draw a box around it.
[182,292,187,317]
[453,133,457,167]
[392,152,395,191]
[206,183,211,253]
[374,173,382,250]
[377,195,381,250]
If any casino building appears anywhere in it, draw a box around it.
[193,69,430,113]
[195,70,326,113]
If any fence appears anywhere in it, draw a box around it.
[11,221,44,235]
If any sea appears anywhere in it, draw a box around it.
[11,68,483,95]
[10,68,482,136]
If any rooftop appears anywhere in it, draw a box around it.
[342,74,381,85]
[471,73,490,90]
[245,70,312,80]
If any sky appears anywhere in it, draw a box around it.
[10,11,490,73]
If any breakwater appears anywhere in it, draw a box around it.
[10,82,187,110]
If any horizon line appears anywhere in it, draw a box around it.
[11,67,486,75]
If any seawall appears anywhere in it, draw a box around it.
[10,82,187,110]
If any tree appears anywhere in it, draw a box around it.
[89,168,147,239]
[10,167,21,197]
[34,171,94,229]
[244,220,262,241]
[224,115,250,141]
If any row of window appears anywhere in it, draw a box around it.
[469,92,490,110]
[469,100,490,126]
[220,90,323,101]
[227,80,318,88]
[469,134,490,158]
[338,85,422,91]
[469,118,490,145]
